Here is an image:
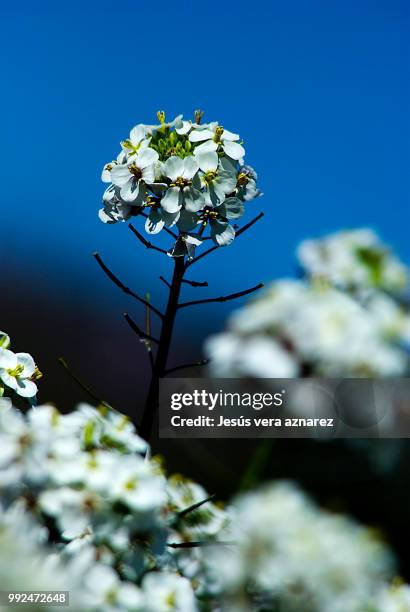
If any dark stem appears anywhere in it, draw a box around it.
[182,278,209,287]
[58,357,111,408]
[123,312,159,344]
[93,252,164,320]
[186,212,264,268]
[165,359,209,375]
[128,223,168,255]
[179,282,264,309]
[140,256,186,439]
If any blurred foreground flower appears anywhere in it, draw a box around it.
[206,229,410,378]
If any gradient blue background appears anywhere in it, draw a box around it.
[1,0,409,410]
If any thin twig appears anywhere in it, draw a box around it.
[177,495,217,519]
[179,283,264,309]
[128,224,168,255]
[123,313,159,344]
[167,541,234,549]
[58,357,111,408]
[159,276,171,288]
[165,359,209,375]
[182,278,209,287]
[145,295,155,370]
[186,212,264,268]
[93,252,164,320]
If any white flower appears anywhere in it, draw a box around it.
[101,151,127,183]
[236,165,262,201]
[99,186,133,224]
[199,197,244,246]
[189,123,245,160]
[110,455,167,513]
[121,124,151,160]
[195,151,237,206]
[39,487,100,540]
[0,348,38,398]
[161,156,203,214]
[298,229,409,292]
[83,564,143,611]
[206,482,394,612]
[111,148,159,203]
[374,583,410,611]
[206,332,299,378]
[141,572,198,612]
[0,331,10,349]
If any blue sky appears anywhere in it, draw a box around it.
[2,0,409,332]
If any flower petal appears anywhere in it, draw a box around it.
[189,128,215,143]
[163,156,184,181]
[211,222,236,246]
[15,378,38,398]
[145,210,165,235]
[136,147,159,168]
[213,171,237,200]
[195,151,218,173]
[219,197,245,220]
[177,210,199,232]
[120,180,145,205]
[182,156,199,180]
[110,165,131,187]
[0,370,18,391]
[175,120,192,135]
[0,349,17,370]
[16,353,35,378]
[142,165,155,184]
[183,187,204,212]
[221,129,240,142]
[129,124,146,144]
[161,187,182,213]
[223,141,245,160]
[193,140,218,156]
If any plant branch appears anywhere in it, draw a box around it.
[58,357,111,408]
[167,541,234,549]
[182,278,209,287]
[186,212,264,268]
[93,252,164,320]
[159,276,171,288]
[178,283,264,309]
[177,495,217,519]
[165,359,209,375]
[123,312,159,344]
[128,224,168,255]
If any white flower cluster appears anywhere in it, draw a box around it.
[0,399,226,611]
[298,229,408,293]
[0,330,40,401]
[0,398,409,611]
[205,482,396,612]
[100,111,261,256]
[206,230,410,378]
[0,501,79,609]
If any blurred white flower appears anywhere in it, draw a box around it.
[206,482,394,612]
[298,229,408,293]
[141,572,198,612]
